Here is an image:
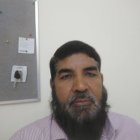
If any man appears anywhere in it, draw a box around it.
[10,40,140,140]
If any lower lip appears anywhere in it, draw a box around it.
[73,99,91,106]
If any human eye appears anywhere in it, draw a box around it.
[59,73,72,80]
[85,71,97,77]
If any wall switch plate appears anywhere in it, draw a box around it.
[11,65,27,82]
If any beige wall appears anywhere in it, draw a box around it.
[0,0,140,139]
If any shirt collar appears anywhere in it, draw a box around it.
[102,112,118,140]
[50,116,68,140]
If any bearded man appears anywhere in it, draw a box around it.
[10,40,140,140]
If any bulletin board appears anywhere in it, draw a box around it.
[0,0,40,105]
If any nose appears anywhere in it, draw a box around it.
[72,76,88,92]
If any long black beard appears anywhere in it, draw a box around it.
[51,86,110,140]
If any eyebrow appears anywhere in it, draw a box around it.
[57,66,98,75]
[57,68,73,75]
[83,66,98,71]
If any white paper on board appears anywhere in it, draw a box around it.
[18,37,35,54]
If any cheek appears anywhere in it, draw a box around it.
[94,85,102,100]
[54,82,72,104]
[89,79,103,101]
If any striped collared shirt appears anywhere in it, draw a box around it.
[10,112,140,140]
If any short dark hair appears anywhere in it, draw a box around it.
[50,40,101,80]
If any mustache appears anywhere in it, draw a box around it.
[66,91,99,107]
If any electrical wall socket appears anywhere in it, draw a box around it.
[11,65,27,82]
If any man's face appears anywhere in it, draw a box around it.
[51,53,103,122]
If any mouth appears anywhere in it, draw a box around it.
[72,98,92,106]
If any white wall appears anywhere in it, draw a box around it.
[0,0,140,139]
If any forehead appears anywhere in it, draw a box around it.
[56,53,98,71]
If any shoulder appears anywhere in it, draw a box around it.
[10,115,52,140]
[108,111,140,127]
[108,112,140,139]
